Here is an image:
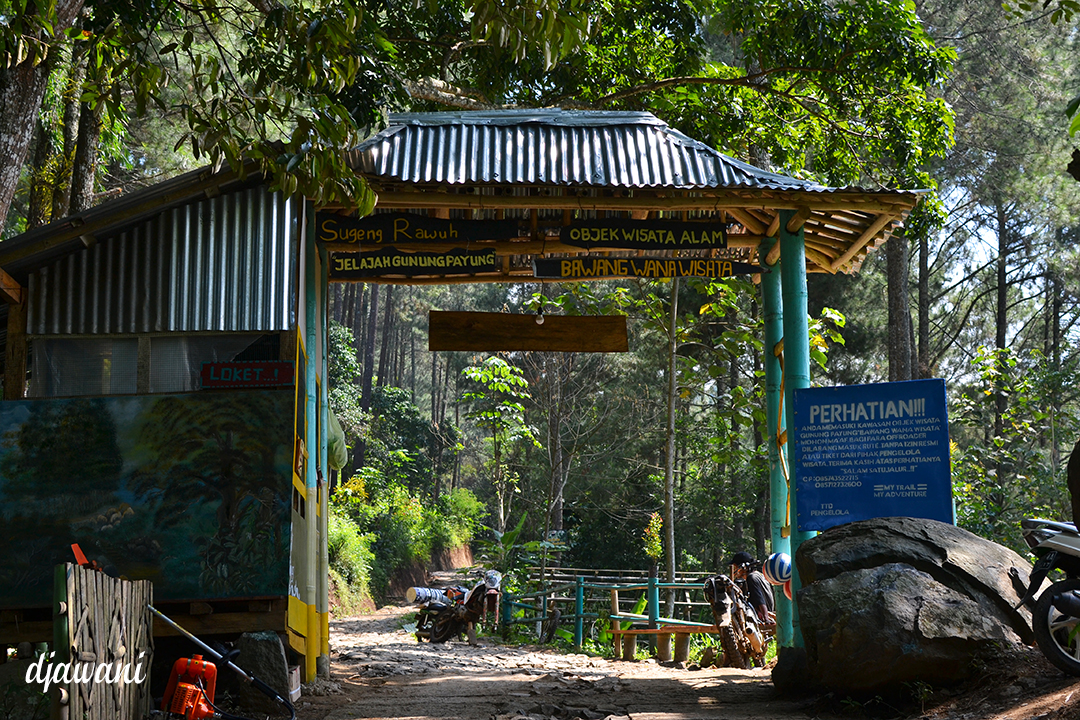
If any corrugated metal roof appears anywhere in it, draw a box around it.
[27,186,298,335]
[353,110,826,191]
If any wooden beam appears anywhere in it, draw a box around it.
[323,235,765,255]
[786,206,812,233]
[805,246,837,273]
[0,267,21,305]
[765,214,781,238]
[362,191,920,215]
[429,311,628,352]
[766,241,782,266]
[4,299,27,400]
[726,208,767,235]
[830,213,897,272]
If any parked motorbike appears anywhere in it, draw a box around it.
[703,574,770,668]
[1018,517,1080,676]
[410,570,502,643]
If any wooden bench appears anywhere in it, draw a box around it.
[609,619,718,661]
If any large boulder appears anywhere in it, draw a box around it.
[792,516,1038,695]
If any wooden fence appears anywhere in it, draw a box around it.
[53,563,154,720]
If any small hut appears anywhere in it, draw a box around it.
[0,109,921,678]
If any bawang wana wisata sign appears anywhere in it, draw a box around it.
[533,257,762,280]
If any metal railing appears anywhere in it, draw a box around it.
[500,572,717,649]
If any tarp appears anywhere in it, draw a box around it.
[328,411,348,471]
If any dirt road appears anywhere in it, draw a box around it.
[294,605,1080,720]
[294,605,819,720]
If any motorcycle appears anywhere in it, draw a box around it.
[703,574,770,668]
[1018,517,1080,676]
[410,570,502,644]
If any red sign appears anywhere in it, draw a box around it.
[201,362,294,389]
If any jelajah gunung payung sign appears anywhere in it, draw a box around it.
[792,379,952,532]
[329,248,499,279]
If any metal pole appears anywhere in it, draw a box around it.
[149,605,295,718]
[574,576,584,648]
[779,210,816,648]
[647,576,659,627]
[760,234,792,647]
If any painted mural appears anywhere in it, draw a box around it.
[0,389,294,608]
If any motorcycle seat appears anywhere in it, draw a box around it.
[1028,518,1080,534]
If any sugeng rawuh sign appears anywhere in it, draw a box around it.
[316,211,518,244]
[329,248,499,279]
[561,220,728,249]
[533,257,761,280]
[792,379,952,532]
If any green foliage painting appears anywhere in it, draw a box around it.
[0,390,293,608]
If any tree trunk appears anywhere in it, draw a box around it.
[27,118,54,229]
[664,277,679,616]
[52,39,85,220]
[68,99,105,213]
[994,201,1008,440]
[0,0,84,228]
[887,228,913,381]
[376,285,394,386]
[918,229,929,378]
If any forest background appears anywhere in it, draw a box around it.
[2,0,1078,604]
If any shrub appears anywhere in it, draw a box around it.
[327,508,375,604]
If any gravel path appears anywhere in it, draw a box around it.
[294,605,825,720]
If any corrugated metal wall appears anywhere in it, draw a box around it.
[27,187,298,335]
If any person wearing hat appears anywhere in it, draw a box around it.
[729,551,776,627]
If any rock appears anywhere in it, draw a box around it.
[797,516,1037,643]
[799,563,1019,694]
[794,517,1039,695]
[771,646,811,695]
[234,631,292,714]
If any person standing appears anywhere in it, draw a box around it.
[729,551,776,627]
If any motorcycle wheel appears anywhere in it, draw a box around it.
[719,626,746,669]
[1033,578,1080,677]
[430,614,458,643]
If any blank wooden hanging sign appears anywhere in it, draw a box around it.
[428,311,629,352]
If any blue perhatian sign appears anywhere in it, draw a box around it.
[793,379,952,532]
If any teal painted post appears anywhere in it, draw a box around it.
[779,210,816,648]
[501,593,512,629]
[647,576,659,627]
[574,577,584,647]
[304,200,320,676]
[760,235,792,648]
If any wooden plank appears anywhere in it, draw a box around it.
[152,611,285,637]
[0,266,21,304]
[429,311,628,353]
[137,337,151,394]
[4,298,27,400]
